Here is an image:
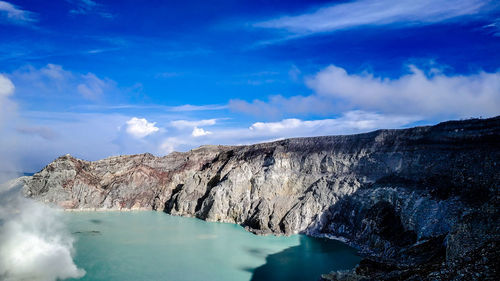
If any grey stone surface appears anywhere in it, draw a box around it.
[21,116,500,280]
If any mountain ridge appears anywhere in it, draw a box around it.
[19,116,500,280]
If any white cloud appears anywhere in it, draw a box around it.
[157,110,418,154]
[2,105,417,171]
[0,74,14,97]
[307,64,500,118]
[0,74,17,129]
[483,17,500,36]
[229,95,333,118]
[3,111,129,171]
[67,0,113,18]
[191,127,212,137]
[159,137,182,154]
[159,143,173,154]
[169,104,227,112]
[39,64,70,80]
[77,73,113,100]
[159,142,175,154]
[125,117,159,138]
[171,119,217,128]
[9,64,118,102]
[0,1,37,25]
[255,0,493,35]
[248,111,419,136]
[230,64,500,120]
[250,119,303,132]
[72,103,227,112]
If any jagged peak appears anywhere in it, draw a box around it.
[58,153,75,160]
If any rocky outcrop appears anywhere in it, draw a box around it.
[21,117,500,280]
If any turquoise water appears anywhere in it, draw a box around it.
[65,212,360,281]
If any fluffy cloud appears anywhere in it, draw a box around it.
[307,65,500,118]
[255,0,493,35]
[250,119,304,132]
[0,1,37,25]
[191,127,212,137]
[125,117,159,138]
[230,64,500,120]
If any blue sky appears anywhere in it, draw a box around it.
[0,0,499,172]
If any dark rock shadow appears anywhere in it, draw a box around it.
[73,230,101,235]
[90,219,102,224]
[249,235,361,281]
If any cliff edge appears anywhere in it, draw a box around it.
[21,117,500,280]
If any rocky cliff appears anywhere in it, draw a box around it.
[21,117,500,280]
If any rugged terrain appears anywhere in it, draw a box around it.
[20,117,500,280]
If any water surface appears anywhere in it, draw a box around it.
[65,212,360,281]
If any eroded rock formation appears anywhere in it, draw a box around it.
[20,117,500,280]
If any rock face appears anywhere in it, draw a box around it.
[21,117,500,280]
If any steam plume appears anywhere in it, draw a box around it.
[0,74,85,281]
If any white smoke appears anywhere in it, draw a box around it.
[0,185,86,281]
[0,74,85,281]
